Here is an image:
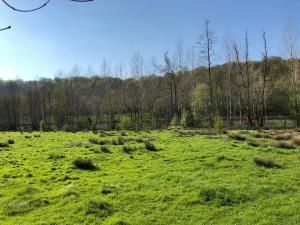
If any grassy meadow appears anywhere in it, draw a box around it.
[0,129,300,224]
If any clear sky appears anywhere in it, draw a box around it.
[0,0,299,80]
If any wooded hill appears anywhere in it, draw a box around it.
[0,56,298,131]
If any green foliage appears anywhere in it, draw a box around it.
[214,115,224,134]
[170,115,180,127]
[181,110,194,128]
[118,116,136,130]
[88,116,97,131]
[39,120,46,132]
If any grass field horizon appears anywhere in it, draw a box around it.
[1,129,300,225]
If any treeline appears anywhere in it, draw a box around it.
[0,55,297,131]
[1,21,300,131]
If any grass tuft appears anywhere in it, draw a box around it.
[254,157,281,168]
[199,187,250,206]
[86,200,113,218]
[229,134,246,141]
[72,159,98,170]
[144,141,157,151]
[101,146,111,154]
[122,146,135,154]
[274,141,295,149]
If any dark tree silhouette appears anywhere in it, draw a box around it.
[0,0,93,31]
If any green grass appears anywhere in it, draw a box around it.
[0,130,300,224]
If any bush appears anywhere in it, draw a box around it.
[7,139,15,145]
[229,134,246,141]
[118,116,136,130]
[170,116,180,127]
[274,141,295,149]
[145,141,157,151]
[39,119,46,132]
[101,146,111,154]
[72,159,98,170]
[122,146,135,154]
[181,110,194,128]
[254,157,281,168]
[214,116,224,134]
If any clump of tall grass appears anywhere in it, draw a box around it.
[229,134,246,141]
[293,135,300,146]
[273,132,294,141]
[89,138,111,145]
[144,141,157,151]
[101,146,111,154]
[122,146,135,154]
[274,141,295,149]
[254,157,281,168]
[72,159,98,170]
[0,142,9,148]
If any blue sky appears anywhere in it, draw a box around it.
[0,0,299,80]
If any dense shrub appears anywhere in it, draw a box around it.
[181,110,194,128]
[72,159,98,170]
[254,157,281,168]
[118,116,136,130]
[144,141,157,151]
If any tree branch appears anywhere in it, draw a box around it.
[0,26,11,31]
[0,0,93,31]
[1,0,50,12]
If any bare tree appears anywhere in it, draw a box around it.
[223,36,234,127]
[198,20,217,126]
[259,31,269,127]
[282,23,300,126]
